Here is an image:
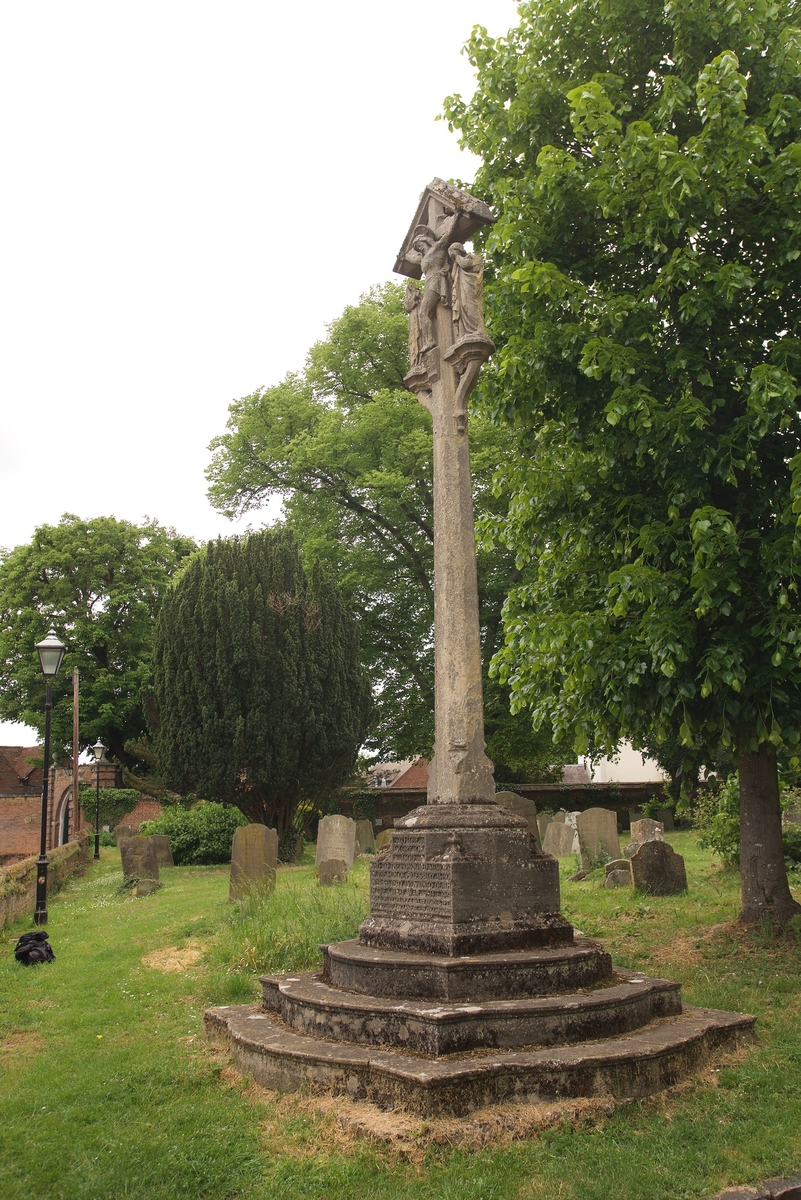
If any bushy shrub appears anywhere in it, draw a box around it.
[140,801,246,865]
[695,775,801,869]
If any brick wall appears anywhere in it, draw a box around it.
[120,796,163,830]
[0,833,91,929]
[0,796,42,863]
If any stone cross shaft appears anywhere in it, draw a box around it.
[396,180,496,807]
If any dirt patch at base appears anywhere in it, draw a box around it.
[1,1029,46,1059]
[141,944,204,973]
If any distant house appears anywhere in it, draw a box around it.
[345,743,671,831]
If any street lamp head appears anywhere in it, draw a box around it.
[35,628,66,678]
[91,739,108,763]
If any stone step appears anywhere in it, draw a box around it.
[260,970,682,1056]
[323,937,613,1000]
[204,1002,756,1118]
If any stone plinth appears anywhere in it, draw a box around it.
[359,805,570,956]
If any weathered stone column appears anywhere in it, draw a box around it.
[359,180,569,955]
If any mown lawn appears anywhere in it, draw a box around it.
[1,835,800,1200]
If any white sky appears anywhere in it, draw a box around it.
[0,0,518,743]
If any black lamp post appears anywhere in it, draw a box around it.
[34,627,66,926]
[91,739,108,860]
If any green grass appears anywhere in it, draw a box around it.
[0,837,800,1199]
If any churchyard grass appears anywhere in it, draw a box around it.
[0,835,800,1199]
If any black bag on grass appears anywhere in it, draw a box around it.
[14,931,55,965]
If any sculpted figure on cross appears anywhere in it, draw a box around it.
[404,207,462,354]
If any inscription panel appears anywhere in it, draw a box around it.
[371,855,453,922]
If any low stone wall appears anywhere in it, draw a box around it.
[0,833,91,930]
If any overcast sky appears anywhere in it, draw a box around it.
[0,1,517,743]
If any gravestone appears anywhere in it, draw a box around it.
[355,819,376,855]
[630,840,688,895]
[119,836,159,889]
[576,808,620,867]
[537,812,554,844]
[319,859,349,886]
[604,869,632,888]
[151,835,174,867]
[553,809,568,823]
[316,815,357,869]
[543,821,577,858]
[229,824,278,901]
[605,858,631,875]
[496,792,542,851]
[114,824,133,846]
[631,818,664,843]
[375,829,393,851]
[625,817,665,858]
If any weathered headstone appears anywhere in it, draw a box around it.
[630,840,688,895]
[604,869,632,888]
[537,812,554,844]
[605,858,631,875]
[553,809,568,823]
[576,807,620,867]
[229,824,278,901]
[151,834,174,867]
[355,819,376,855]
[318,859,349,886]
[625,817,665,858]
[114,824,133,846]
[495,792,542,851]
[543,821,578,858]
[119,835,160,890]
[631,818,664,843]
[375,829,393,851]
[134,878,159,897]
[315,815,357,869]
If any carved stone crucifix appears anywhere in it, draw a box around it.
[394,179,496,808]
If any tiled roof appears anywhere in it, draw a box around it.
[390,757,429,788]
[0,745,43,794]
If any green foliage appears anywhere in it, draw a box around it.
[445,0,801,766]
[695,774,801,867]
[150,529,371,833]
[78,785,141,831]
[139,800,246,865]
[207,283,573,775]
[695,776,743,865]
[0,514,195,768]
[277,828,301,864]
[350,791,376,823]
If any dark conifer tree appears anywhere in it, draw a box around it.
[150,528,371,832]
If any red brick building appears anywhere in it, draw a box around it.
[0,745,163,865]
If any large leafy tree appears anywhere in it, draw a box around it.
[150,529,372,832]
[207,283,571,779]
[446,0,801,922]
[0,514,196,768]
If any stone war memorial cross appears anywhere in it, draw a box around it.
[204,180,755,1120]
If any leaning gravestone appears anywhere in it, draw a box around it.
[576,807,621,867]
[315,815,357,869]
[319,859,349,886]
[543,821,577,858]
[119,835,160,896]
[229,824,278,901]
[604,869,632,888]
[631,839,688,895]
[355,819,376,855]
[495,792,542,851]
[151,835,174,867]
[114,824,133,846]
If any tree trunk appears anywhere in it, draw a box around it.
[737,743,801,926]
